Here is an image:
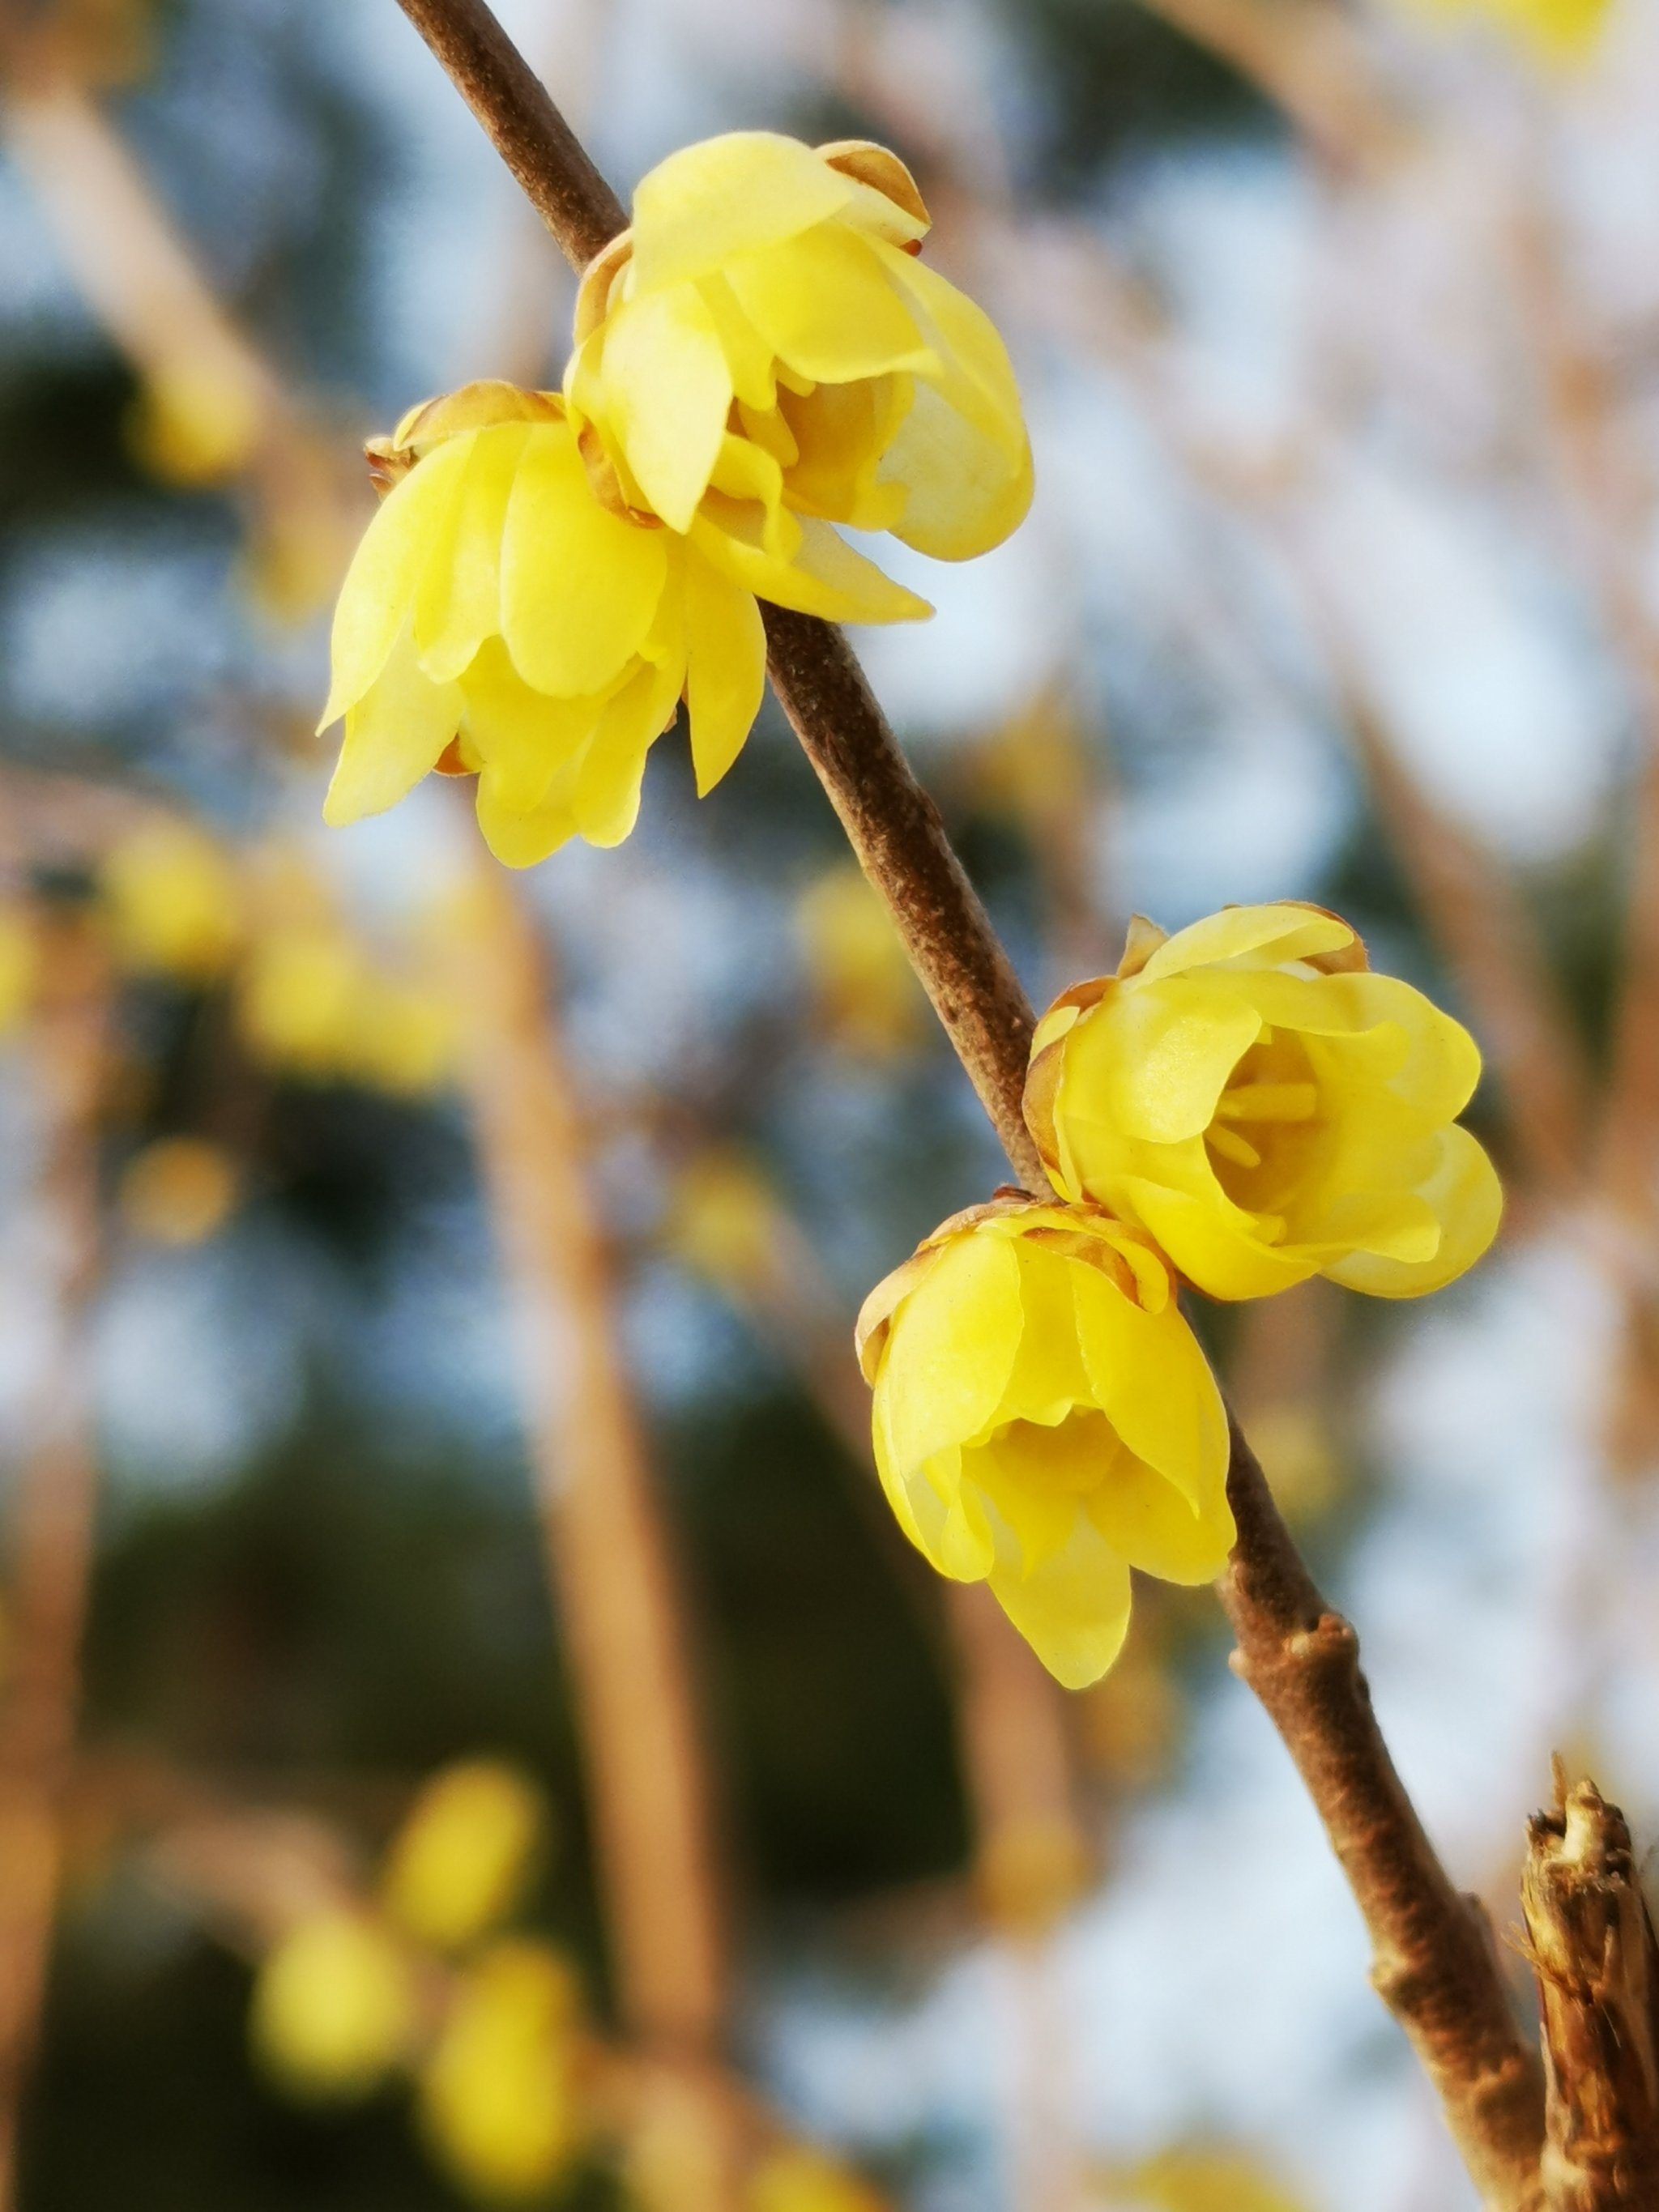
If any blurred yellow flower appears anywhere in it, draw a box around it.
[126,361,264,486]
[419,1940,581,2200]
[237,924,366,1079]
[795,864,925,1058]
[1112,2145,1310,2212]
[663,1150,787,1295]
[565,131,1028,610]
[749,2146,890,2212]
[383,1761,547,1953]
[250,1910,416,2099]
[1026,903,1502,1303]
[352,975,458,1097]
[117,1136,238,1245]
[856,1196,1232,1689]
[1413,0,1608,62]
[319,380,768,867]
[0,906,37,1036]
[100,820,243,982]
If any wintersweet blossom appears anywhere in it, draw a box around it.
[565,132,1030,609]
[1026,902,1502,1302]
[319,381,781,866]
[418,1941,581,2198]
[855,1196,1233,1689]
[382,1760,547,1953]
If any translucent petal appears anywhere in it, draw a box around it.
[460,639,602,812]
[1085,1440,1235,1584]
[1141,902,1357,981]
[1071,1264,1229,1511]
[1118,1172,1319,1302]
[878,1230,1025,1476]
[880,245,1026,452]
[689,505,931,624]
[473,773,577,869]
[879,376,1034,560]
[321,433,475,726]
[630,133,855,293]
[724,224,935,385]
[1060,979,1262,1144]
[500,428,668,696]
[684,555,767,796]
[413,424,527,683]
[1324,1126,1502,1298]
[573,655,684,848]
[987,1516,1133,1690]
[594,288,732,531]
[323,627,463,825]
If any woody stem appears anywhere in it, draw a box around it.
[387,1,1546,2200]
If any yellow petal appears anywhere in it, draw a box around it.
[1062,978,1262,1144]
[684,553,767,796]
[413,423,528,683]
[1071,1262,1229,1511]
[723,224,935,386]
[878,376,1034,560]
[1085,1439,1235,1584]
[1325,1125,1502,1298]
[690,505,932,625]
[1141,901,1357,981]
[592,287,732,531]
[323,628,463,825]
[629,132,855,294]
[1117,1171,1318,1302]
[698,272,783,411]
[997,1242,1094,1426]
[501,425,669,695]
[473,772,578,868]
[876,1230,1025,1476]
[320,431,476,726]
[573,654,683,846]
[461,638,603,811]
[987,1516,1133,1690]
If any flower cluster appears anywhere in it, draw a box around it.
[859,902,1501,1686]
[319,134,1030,865]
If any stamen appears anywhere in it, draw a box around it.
[1252,1213,1288,1245]
[1206,1124,1262,1170]
[1215,1082,1320,1123]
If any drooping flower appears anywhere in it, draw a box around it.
[319,381,788,866]
[855,1196,1233,1689]
[1026,903,1502,1302]
[564,132,1030,610]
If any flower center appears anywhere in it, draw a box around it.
[974,1408,1129,1498]
[1203,1032,1324,1236]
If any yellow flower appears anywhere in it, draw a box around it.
[320,381,770,867]
[855,1196,1232,1689]
[565,132,1029,611]
[795,863,925,1058]
[749,2146,890,2212]
[1411,0,1608,62]
[117,1137,238,1245]
[1026,904,1503,1303]
[0,906,37,1035]
[382,1761,547,1953]
[418,1940,581,2201]
[100,821,244,982]
[250,1911,416,2099]
[237,923,368,1079]
[1111,2146,1310,2212]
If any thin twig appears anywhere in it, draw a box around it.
[448,867,730,2078]
[0,910,108,2210]
[385,6,1546,2199]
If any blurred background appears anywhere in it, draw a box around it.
[0,0,1653,2206]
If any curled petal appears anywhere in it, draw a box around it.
[630,131,855,293]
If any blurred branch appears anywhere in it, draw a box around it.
[0,908,108,2210]
[385,5,1548,2201]
[1520,1771,1659,2210]
[447,863,736,2210]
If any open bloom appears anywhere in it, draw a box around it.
[856,1196,1232,1688]
[565,132,1030,612]
[1026,903,1503,1302]
[320,381,775,866]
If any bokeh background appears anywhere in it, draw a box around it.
[0,0,1654,2206]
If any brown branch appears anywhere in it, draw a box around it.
[446,864,729,2068]
[1520,1773,1659,2210]
[384,6,1546,2200]
[0,910,108,2210]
